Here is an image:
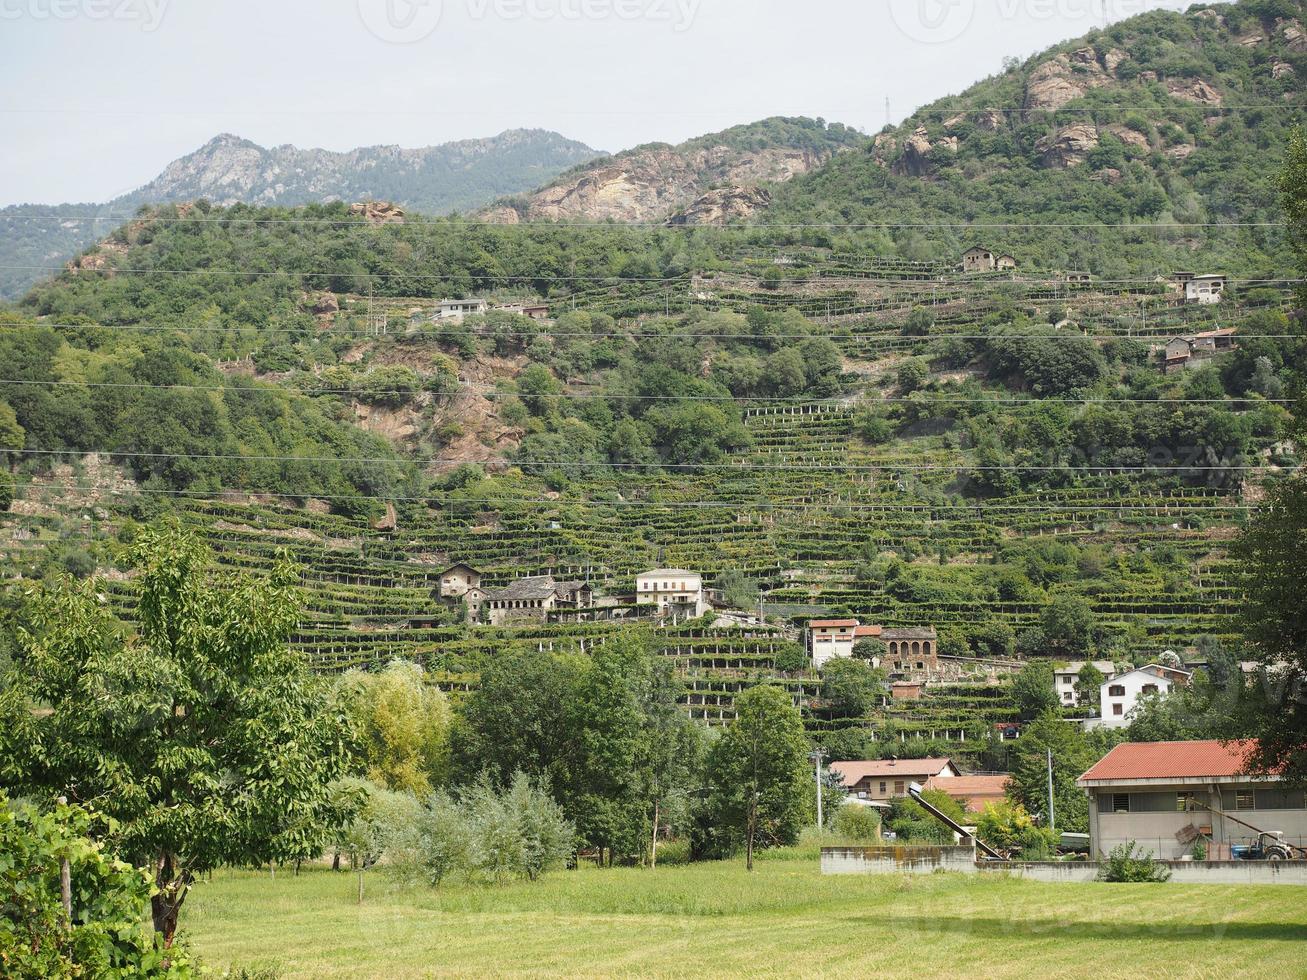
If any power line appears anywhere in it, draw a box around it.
[7,447,1284,473]
[0,377,1293,405]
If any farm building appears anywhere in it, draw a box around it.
[996,254,1018,270]
[881,627,938,673]
[808,619,860,668]
[961,246,998,272]
[831,758,960,802]
[1078,740,1307,859]
[482,575,594,626]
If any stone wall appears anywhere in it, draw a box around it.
[821,846,978,875]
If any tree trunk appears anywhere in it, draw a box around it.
[59,857,71,925]
[332,850,341,872]
[150,852,190,947]
[357,867,364,905]
[746,794,757,872]
[650,800,660,870]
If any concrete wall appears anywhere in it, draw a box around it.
[821,846,978,876]
[988,861,1307,886]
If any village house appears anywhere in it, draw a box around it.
[436,562,488,622]
[435,298,489,322]
[961,246,998,272]
[1161,328,1237,373]
[1053,661,1116,707]
[882,627,938,673]
[635,569,711,620]
[808,620,859,668]
[924,773,1012,814]
[1091,664,1193,730]
[831,758,961,802]
[1064,270,1092,283]
[996,254,1018,271]
[481,575,593,627]
[1185,274,1225,305]
[1078,740,1307,859]
[495,303,551,321]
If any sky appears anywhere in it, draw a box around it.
[0,0,1197,206]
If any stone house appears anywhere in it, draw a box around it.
[1185,275,1225,305]
[482,575,593,626]
[881,627,938,673]
[962,246,997,272]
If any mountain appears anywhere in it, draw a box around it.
[479,117,864,225]
[764,0,1307,275]
[0,129,601,300]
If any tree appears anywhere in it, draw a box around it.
[1009,710,1100,834]
[897,359,928,393]
[1011,660,1059,720]
[1076,662,1106,715]
[976,801,1057,859]
[0,400,23,469]
[344,661,452,795]
[716,570,760,611]
[0,471,12,514]
[820,658,886,719]
[853,637,888,663]
[886,790,966,843]
[4,523,355,945]
[704,685,810,870]
[1041,594,1096,658]
[636,659,704,868]
[0,794,188,977]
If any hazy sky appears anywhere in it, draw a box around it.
[0,0,1196,205]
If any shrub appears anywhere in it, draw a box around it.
[463,773,574,883]
[976,801,1057,859]
[832,803,881,842]
[388,791,474,888]
[1095,842,1172,883]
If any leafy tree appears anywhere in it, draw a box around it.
[387,790,474,888]
[897,359,929,393]
[462,774,573,883]
[716,570,760,611]
[0,471,12,513]
[1076,662,1106,715]
[886,789,966,843]
[0,794,188,977]
[343,661,453,795]
[0,400,23,467]
[1011,660,1059,720]
[637,659,705,868]
[832,803,881,842]
[4,523,355,945]
[820,658,886,719]
[1041,594,1096,658]
[853,637,888,663]
[703,685,810,869]
[1009,710,1100,834]
[976,800,1057,859]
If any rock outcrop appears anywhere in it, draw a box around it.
[667,186,771,226]
[1025,47,1112,111]
[1165,79,1223,105]
[1037,124,1099,168]
[350,201,406,225]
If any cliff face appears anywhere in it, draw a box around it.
[481,117,862,225]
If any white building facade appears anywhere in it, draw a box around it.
[1094,664,1192,729]
[635,569,710,619]
[1054,661,1116,707]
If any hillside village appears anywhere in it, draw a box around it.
[2,0,1307,973]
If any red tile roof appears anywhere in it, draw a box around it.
[1078,740,1265,784]
[830,758,957,787]
[810,620,859,629]
[924,774,1011,811]
[854,625,883,637]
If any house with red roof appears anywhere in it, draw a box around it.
[1077,740,1307,860]
[830,758,960,802]
[924,774,1012,814]
[808,619,860,668]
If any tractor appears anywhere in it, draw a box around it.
[1231,832,1297,862]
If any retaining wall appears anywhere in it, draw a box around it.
[821,848,1307,885]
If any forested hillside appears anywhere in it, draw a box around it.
[0,129,601,301]
[1,0,1304,760]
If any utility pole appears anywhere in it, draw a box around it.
[1046,748,1056,833]
[810,748,828,830]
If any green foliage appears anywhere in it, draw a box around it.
[1041,595,1097,658]
[701,686,811,864]
[1009,710,1102,834]
[0,793,190,977]
[819,658,887,719]
[886,790,967,844]
[1012,660,1060,721]
[1095,842,1172,883]
[976,801,1057,859]
[716,570,760,611]
[831,803,881,843]
[4,523,356,944]
[343,661,453,795]
[459,774,574,883]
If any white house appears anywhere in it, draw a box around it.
[1093,664,1193,729]
[1053,661,1116,707]
[1184,275,1225,305]
[1078,740,1307,859]
[635,569,710,619]
[808,620,859,669]
[436,298,489,322]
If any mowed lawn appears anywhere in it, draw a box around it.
[184,851,1307,978]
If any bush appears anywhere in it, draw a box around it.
[463,774,574,883]
[976,801,1057,859]
[1095,842,1172,883]
[832,803,881,842]
[0,794,189,977]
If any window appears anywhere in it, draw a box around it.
[1142,684,1159,696]
[1255,789,1307,810]
[1112,794,1130,814]
[894,780,905,795]
[1112,704,1123,716]
[1177,793,1196,812]
[1109,685,1126,697]
[1235,792,1256,811]
[879,781,887,794]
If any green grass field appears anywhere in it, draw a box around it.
[184,849,1307,978]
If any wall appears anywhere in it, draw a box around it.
[821,846,978,876]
